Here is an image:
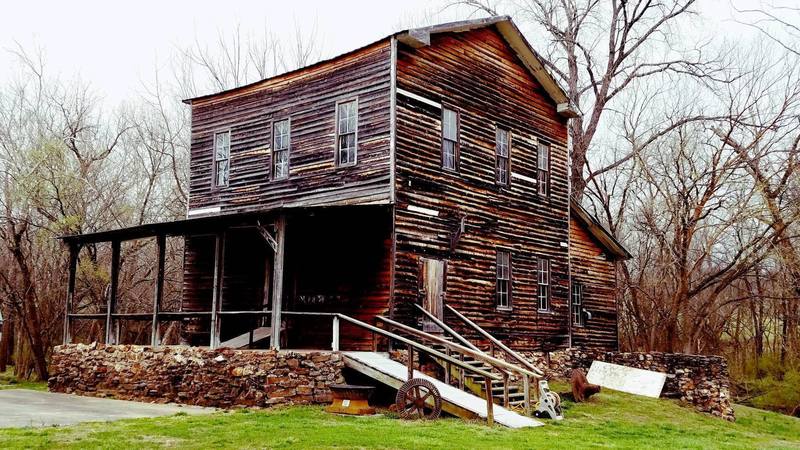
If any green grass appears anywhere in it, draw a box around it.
[0,368,47,391]
[0,388,798,449]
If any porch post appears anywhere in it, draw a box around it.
[210,232,225,349]
[270,214,287,349]
[63,243,79,345]
[105,240,120,345]
[151,234,166,346]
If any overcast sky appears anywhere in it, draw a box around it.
[0,0,784,105]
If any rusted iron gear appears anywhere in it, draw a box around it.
[395,378,442,420]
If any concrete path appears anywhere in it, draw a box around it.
[0,390,213,428]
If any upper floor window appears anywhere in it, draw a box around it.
[572,282,584,326]
[496,127,510,185]
[336,100,357,166]
[538,257,550,311]
[537,142,550,196]
[273,119,290,180]
[442,107,459,171]
[214,131,230,187]
[496,251,511,309]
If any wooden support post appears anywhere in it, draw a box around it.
[503,373,510,407]
[489,342,495,358]
[63,243,79,345]
[459,353,465,389]
[484,377,494,426]
[331,315,340,351]
[151,234,165,346]
[209,232,225,349]
[444,347,451,384]
[523,374,531,416]
[406,344,414,381]
[105,240,120,345]
[270,215,286,350]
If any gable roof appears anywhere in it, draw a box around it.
[184,16,580,117]
[396,16,578,118]
[571,200,632,260]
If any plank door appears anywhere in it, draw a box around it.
[420,258,446,333]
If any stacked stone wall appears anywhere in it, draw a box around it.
[49,344,344,408]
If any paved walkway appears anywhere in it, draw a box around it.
[0,390,213,428]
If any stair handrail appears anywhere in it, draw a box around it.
[375,316,541,380]
[332,313,499,381]
[445,305,543,377]
[413,304,481,352]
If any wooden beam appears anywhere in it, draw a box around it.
[270,214,287,349]
[105,240,120,345]
[209,232,225,349]
[256,221,278,252]
[151,234,166,346]
[63,243,79,345]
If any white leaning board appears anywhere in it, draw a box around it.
[586,361,666,398]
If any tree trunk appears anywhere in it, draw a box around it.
[0,319,12,372]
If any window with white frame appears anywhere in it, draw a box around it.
[336,100,357,166]
[214,131,230,187]
[538,258,550,311]
[273,119,290,179]
[496,251,511,308]
[442,107,459,171]
[496,127,510,185]
[572,283,584,326]
[537,142,550,196]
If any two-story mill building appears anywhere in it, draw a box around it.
[60,16,630,355]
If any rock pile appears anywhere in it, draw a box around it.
[49,343,344,408]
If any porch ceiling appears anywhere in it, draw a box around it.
[57,210,275,245]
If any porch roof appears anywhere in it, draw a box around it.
[57,210,272,245]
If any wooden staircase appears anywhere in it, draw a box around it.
[376,306,544,416]
[427,338,529,411]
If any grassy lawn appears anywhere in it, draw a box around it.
[0,368,47,391]
[1,386,798,449]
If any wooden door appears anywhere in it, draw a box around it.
[420,258,446,332]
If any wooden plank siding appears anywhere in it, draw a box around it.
[391,27,571,352]
[187,40,393,214]
[569,216,620,350]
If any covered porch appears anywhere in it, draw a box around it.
[59,205,393,351]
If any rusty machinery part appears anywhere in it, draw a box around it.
[395,378,442,420]
[533,380,563,420]
[570,368,601,402]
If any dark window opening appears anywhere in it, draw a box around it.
[273,119,290,179]
[442,107,459,171]
[214,131,230,187]
[538,257,550,311]
[572,283,584,326]
[336,100,357,166]
[537,142,550,196]
[496,127,510,185]
[496,251,511,308]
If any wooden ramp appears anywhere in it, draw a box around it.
[342,351,543,429]
[219,327,271,349]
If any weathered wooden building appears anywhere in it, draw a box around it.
[60,16,630,354]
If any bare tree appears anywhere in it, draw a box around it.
[456,0,729,199]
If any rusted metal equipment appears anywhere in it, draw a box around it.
[533,380,563,420]
[395,378,442,420]
[570,368,601,402]
[325,384,376,416]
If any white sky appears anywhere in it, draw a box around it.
[0,0,785,105]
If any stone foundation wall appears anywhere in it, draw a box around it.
[521,348,735,421]
[49,343,344,408]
